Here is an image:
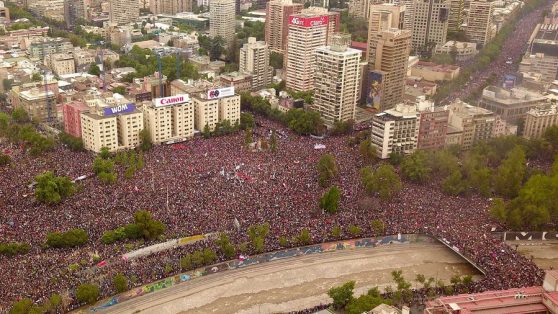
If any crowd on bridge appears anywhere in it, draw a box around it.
[0,115,546,312]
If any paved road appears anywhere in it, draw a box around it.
[97,242,479,314]
[443,1,551,104]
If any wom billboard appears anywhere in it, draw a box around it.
[103,103,136,116]
[366,71,383,110]
[207,87,235,100]
[154,94,190,108]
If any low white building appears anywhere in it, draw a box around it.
[371,103,420,159]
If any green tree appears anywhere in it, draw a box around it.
[31,72,42,82]
[348,224,362,236]
[370,219,385,235]
[99,147,111,159]
[112,273,128,293]
[361,165,401,200]
[216,233,236,258]
[317,154,338,187]
[359,139,377,162]
[245,128,253,145]
[202,123,211,139]
[489,198,507,222]
[9,298,33,314]
[296,228,312,245]
[46,229,88,248]
[401,150,432,182]
[0,153,11,166]
[34,171,75,204]
[11,107,29,123]
[328,281,355,309]
[319,186,341,214]
[134,210,166,240]
[88,63,101,76]
[494,146,526,198]
[285,108,323,135]
[76,283,100,305]
[239,112,255,130]
[442,170,467,195]
[139,129,152,151]
[269,52,284,69]
[269,131,278,153]
[112,86,127,95]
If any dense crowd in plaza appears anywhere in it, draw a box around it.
[0,115,546,312]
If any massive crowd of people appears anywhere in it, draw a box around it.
[445,0,546,104]
[0,116,546,312]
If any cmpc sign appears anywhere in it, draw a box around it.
[103,103,136,116]
[154,94,190,108]
[207,87,235,100]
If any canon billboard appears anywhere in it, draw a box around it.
[289,15,329,27]
[154,94,190,107]
[207,87,235,100]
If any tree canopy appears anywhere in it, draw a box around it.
[34,171,75,204]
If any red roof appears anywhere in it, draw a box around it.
[350,41,367,51]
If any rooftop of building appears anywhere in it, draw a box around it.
[375,103,419,121]
[64,101,90,111]
[527,104,558,116]
[131,40,162,50]
[19,88,54,100]
[315,45,362,56]
[220,71,252,80]
[438,41,477,49]
[534,23,558,44]
[482,85,547,104]
[425,286,548,314]
[449,99,494,117]
[414,61,460,73]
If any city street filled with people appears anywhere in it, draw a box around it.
[0,117,546,311]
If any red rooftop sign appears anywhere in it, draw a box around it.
[289,15,329,27]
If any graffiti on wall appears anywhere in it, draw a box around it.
[89,235,413,312]
[502,231,558,241]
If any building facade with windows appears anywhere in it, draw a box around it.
[371,104,420,159]
[265,0,303,53]
[141,94,195,144]
[313,34,361,126]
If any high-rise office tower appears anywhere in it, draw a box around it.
[409,0,450,54]
[109,0,139,25]
[367,4,405,66]
[466,0,494,46]
[365,28,411,111]
[64,0,86,28]
[240,37,273,91]
[285,12,329,92]
[209,0,236,46]
[265,0,304,53]
[348,0,384,19]
[150,0,192,15]
[301,6,341,45]
[448,0,463,32]
[313,33,362,126]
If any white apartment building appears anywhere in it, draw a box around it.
[192,87,241,131]
[239,37,273,91]
[142,94,195,144]
[265,0,303,53]
[409,0,450,53]
[371,103,420,159]
[209,0,235,46]
[45,53,76,76]
[313,33,361,126]
[285,12,329,92]
[81,102,144,153]
[109,0,139,25]
[523,104,558,139]
[466,0,494,46]
[434,41,478,61]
